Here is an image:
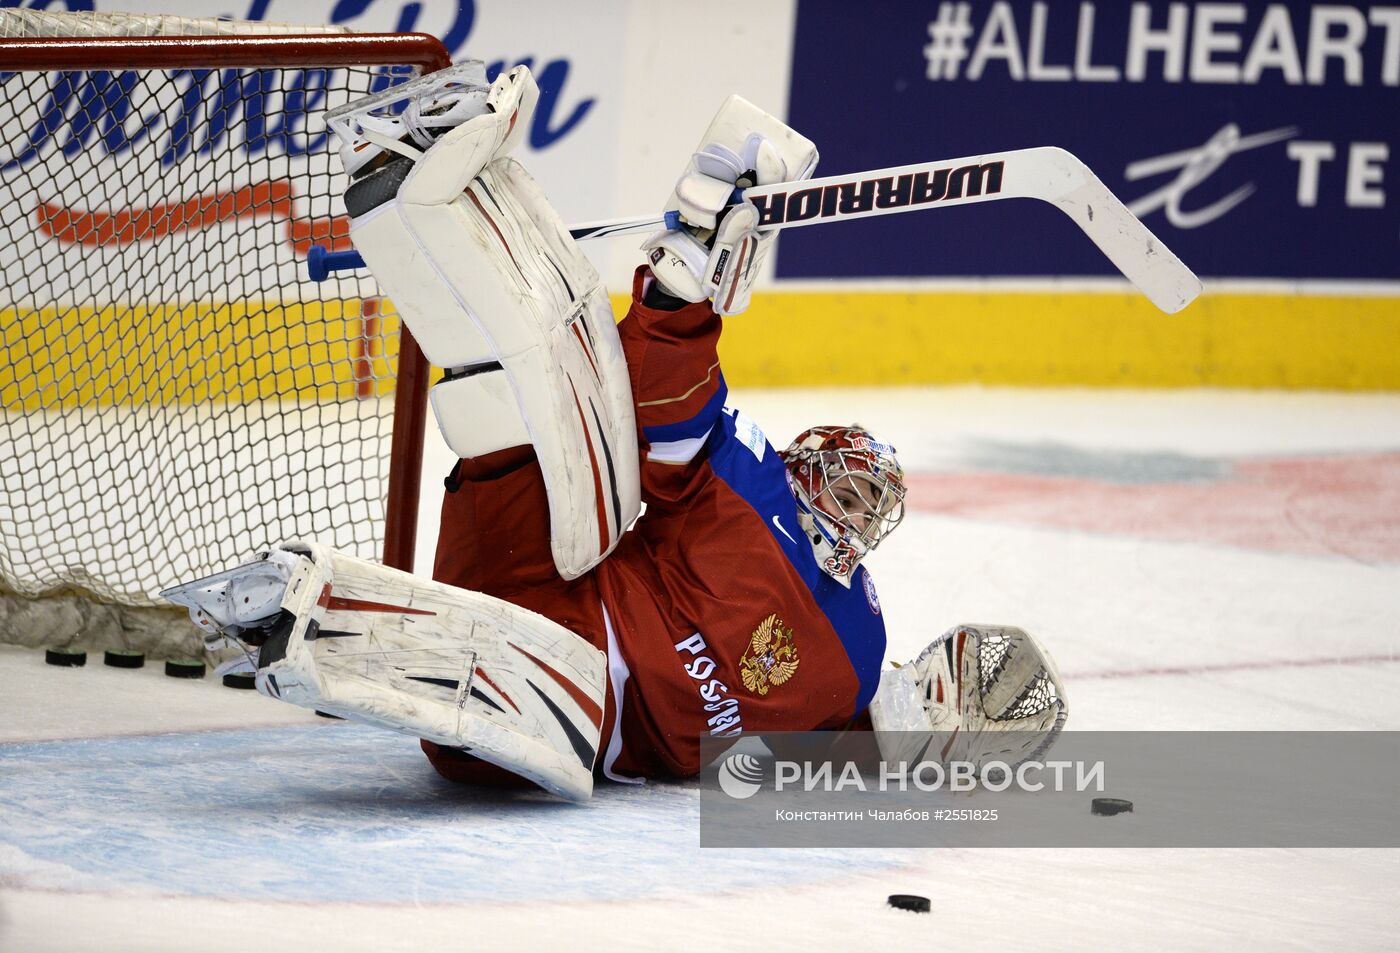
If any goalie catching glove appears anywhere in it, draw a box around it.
[868,625,1069,775]
[642,95,818,316]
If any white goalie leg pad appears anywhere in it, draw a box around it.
[164,543,607,801]
[347,65,640,579]
[868,625,1069,773]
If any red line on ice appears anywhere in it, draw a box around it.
[904,452,1400,562]
[1067,653,1400,681]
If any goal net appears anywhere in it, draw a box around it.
[0,10,440,657]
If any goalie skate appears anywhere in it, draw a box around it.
[163,543,607,801]
[325,62,492,177]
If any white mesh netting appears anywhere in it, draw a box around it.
[975,628,1063,722]
[0,10,421,656]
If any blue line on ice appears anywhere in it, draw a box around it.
[0,723,901,903]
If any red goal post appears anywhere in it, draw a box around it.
[0,16,441,655]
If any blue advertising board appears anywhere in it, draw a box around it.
[780,0,1399,280]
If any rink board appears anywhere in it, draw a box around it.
[711,288,1400,390]
[7,289,1393,410]
[0,299,400,410]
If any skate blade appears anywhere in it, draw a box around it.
[160,559,270,612]
[160,549,301,629]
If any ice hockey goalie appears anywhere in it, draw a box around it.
[165,63,1067,800]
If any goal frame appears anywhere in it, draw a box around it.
[0,31,444,575]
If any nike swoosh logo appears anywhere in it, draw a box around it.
[772,515,796,544]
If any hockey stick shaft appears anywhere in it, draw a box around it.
[306,217,671,279]
[312,147,1200,313]
[570,147,1201,313]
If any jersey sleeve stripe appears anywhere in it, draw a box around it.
[641,374,728,444]
[636,360,722,407]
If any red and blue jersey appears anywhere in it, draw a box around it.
[595,270,887,779]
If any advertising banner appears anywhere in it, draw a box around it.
[782,0,1400,281]
[700,731,1400,847]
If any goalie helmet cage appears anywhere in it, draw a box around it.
[0,11,440,657]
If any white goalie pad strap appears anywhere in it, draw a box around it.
[645,431,710,464]
[168,542,608,801]
[349,76,640,580]
[869,624,1069,772]
[430,368,530,459]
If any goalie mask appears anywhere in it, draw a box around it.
[780,425,907,586]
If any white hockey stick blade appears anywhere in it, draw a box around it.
[580,147,1201,314]
[740,146,1201,314]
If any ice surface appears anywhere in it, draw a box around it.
[3,387,1398,952]
[0,717,903,903]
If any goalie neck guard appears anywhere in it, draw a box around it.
[780,425,906,586]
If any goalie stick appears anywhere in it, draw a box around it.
[311,146,1201,314]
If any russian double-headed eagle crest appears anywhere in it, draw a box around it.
[739,613,800,695]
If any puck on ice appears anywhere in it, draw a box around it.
[1091,797,1134,816]
[164,658,206,679]
[222,671,257,690]
[103,649,145,669]
[887,894,931,913]
[44,648,87,667]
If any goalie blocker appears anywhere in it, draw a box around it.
[330,63,640,581]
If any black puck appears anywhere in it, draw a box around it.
[315,710,345,720]
[45,648,87,667]
[888,894,930,913]
[1091,797,1134,816]
[103,649,145,669]
[164,658,207,679]
[222,671,257,690]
